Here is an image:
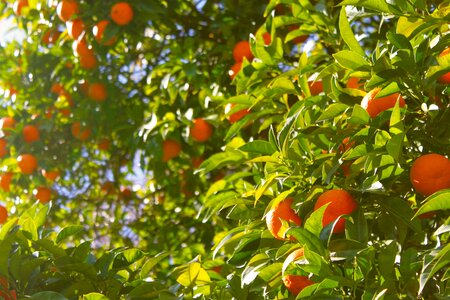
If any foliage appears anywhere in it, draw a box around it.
[0,0,449,299]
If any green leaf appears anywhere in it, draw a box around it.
[339,0,391,13]
[31,291,69,300]
[304,204,327,237]
[338,7,365,57]
[56,225,85,244]
[176,262,211,287]
[239,140,277,155]
[386,32,412,51]
[419,243,450,293]
[317,103,349,121]
[82,293,109,300]
[198,149,245,174]
[286,227,326,256]
[380,197,421,233]
[414,190,450,218]
[333,50,370,71]
[140,252,170,279]
[349,104,370,125]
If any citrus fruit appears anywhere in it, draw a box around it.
[42,169,60,181]
[34,187,52,204]
[288,25,308,44]
[22,125,40,143]
[410,153,450,196]
[93,20,116,45]
[101,181,115,195]
[225,103,250,123]
[88,82,108,102]
[229,62,242,80]
[0,117,16,135]
[308,81,323,96]
[438,48,450,84]
[0,206,7,224]
[42,29,61,45]
[233,40,253,62]
[313,189,357,233]
[162,139,181,162]
[97,138,111,151]
[71,122,91,141]
[0,172,13,192]
[13,0,28,15]
[110,2,134,26]
[361,87,406,118]
[346,77,364,90]
[190,118,213,142]
[17,154,38,174]
[79,53,97,69]
[66,19,85,39]
[57,0,79,22]
[0,139,8,158]
[282,274,314,295]
[262,32,271,45]
[266,197,301,240]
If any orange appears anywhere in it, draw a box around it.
[346,77,364,90]
[338,137,354,153]
[22,125,40,143]
[88,82,108,102]
[17,154,38,174]
[34,186,52,204]
[162,139,181,162]
[0,117,16,135]
[120,187,133,199]
[79,53,97,69]
[97,138,111,151]
[71,122,91,141]
[410,153,450,196]
[0,206,7,224]
[266,197,302,240]
[232,40,253,62]
[190,118,213,142]
[78,79,90,95]
[93,20,116,45]
[72,39,92,57]
[288,25,308,44]
[0,139,8,158]
[57,0,79,22]
[314,189,357,234]
[66,19,85,39]
[110,2,134,26]
[50,83,65,94]
[225,103,250,123]
[0,172,13,192]
[192,156,204,169]
[42,169,60,181]
[41,29,61,45]
[308,81,323,96]
[229,62,242,80]
[13,0,28,15]
[438,48,450,84]
[284,248,305,267]
[361,87,406,118]
[262,32,271,45]
[282,275,314,295]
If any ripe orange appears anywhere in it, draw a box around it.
[0,139,8,158]
[93,20,116,45]
[22,125,40,143]
[57,0,79,22]
[361,87,406,118]
[97,138,111,151]
[0,206,7,224]
[266,197,302,240]
[0,172,13,192]
[233,40,253,62]
[34,186,52,204]
[284,248,305,267]
[42,169,60,181]
[17,154,38,174]
[225,103,250,123]
[346,77,364,90]
[282,275,314,295]
[229,62,242,80]
[410,153,450,196]
[192,156,204,169]
[120,187,133,199]
[71,122,91,141]
[0,117,16,136]
[41,29,61,45]
[162,139,181,162]
[190,118,213,142]
[314,189,357,234]
[72,39,92,57]
[262,32,271,45]
[50,83,64,94]
[78,79,90,95]
[66,19,85,39]
[338,137,354,153]
[308,81,323,96]
[438,48,450,84]
[110,2,134,26]
[88,82,108,102]
[13,0,28,15]
[79,53,97,69]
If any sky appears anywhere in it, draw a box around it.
[0,17,25,44]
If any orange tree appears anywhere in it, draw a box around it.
[0,0,449,299]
